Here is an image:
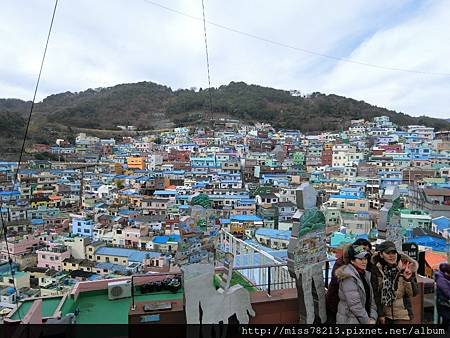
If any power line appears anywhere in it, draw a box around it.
[201,0,213,121]
[0,0,59,322]
[142,0,450,77]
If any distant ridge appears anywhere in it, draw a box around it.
[0,81,449,158]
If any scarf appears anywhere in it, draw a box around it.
[357,270,371,317]
[381,263,397,306]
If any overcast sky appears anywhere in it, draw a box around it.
[1,0,449,119]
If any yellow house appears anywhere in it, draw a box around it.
[30,198,50,208]
[126,156,146,170]
[327,195,369,213]
[62,258,84,272]
[230,222,245,238]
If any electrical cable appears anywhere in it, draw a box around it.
[142,0,450,77]
[201,0,214,122]
[0,0,59,322]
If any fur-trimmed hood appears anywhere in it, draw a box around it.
[372,251,418,273]
[335,263,366,281]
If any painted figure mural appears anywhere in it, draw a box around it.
[288,207,327,324]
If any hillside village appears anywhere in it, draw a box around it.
[0,115,449,323]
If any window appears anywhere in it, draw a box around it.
[114,257,118,262]
[84,229,90,234]
[96,256,100,260]
[42,255,46,259]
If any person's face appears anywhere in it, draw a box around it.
[352,256,368,270]
[382,250,397,264]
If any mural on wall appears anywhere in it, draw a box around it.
[177,194,256,328]
[288,208,327,272]
[182,263,255,325]
[287,204,327,324]
[378,186,402,250]
[175,195,220,266]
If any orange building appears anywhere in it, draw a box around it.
[126,156,146,170]
[424,251,447,278]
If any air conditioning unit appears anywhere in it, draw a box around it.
[108,280,132,300]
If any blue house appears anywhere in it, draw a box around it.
[71,216,95,238]
[190,157,218,168]
[432,216,450,238]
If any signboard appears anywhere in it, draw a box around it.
[140,314,160,322]
[402,242,419,261]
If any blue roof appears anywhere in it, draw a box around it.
[255,228,291,241]
[340,187,362,191]
[0,191,20,196]
[152,235,181,244]
[114,175,129,179]
[410,235,447,252]
[433,216,450,231]
[31,219,44,225]
[163,170,186,175]
[230,215,263,222]
[118,209,139,215]
[154,190,177,195]
[330,194,360,200]
[95,247,159,262]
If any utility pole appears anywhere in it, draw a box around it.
[79,169,84,211]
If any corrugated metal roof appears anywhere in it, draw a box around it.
[255,228,291,241]
[95,247,159,262]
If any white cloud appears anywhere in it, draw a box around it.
[319,0,450,118]
[0,0,448,119]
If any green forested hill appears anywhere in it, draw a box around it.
[0,81,449,158]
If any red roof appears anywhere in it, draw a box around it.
[425,251,447,270]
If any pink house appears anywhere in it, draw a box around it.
[124,226,148,249]
[0,235,40,261]
[37,245,70,271]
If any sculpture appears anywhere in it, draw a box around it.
[287,207,327,324]
[181,263,255,324]
[378,186,402,250]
